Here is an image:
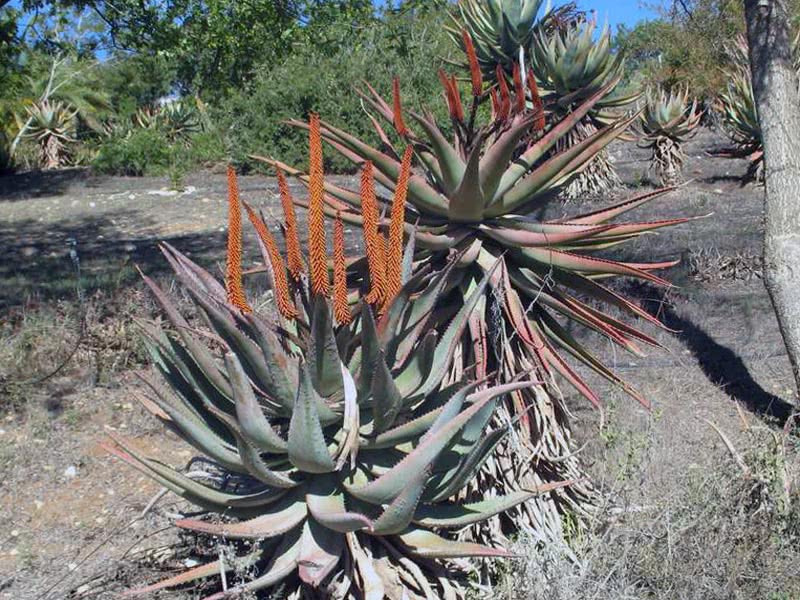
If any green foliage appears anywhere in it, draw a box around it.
[215,6,453,173]
[92,128,172,176]
[614,0,800,101]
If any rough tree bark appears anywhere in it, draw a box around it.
[744,0,800,398]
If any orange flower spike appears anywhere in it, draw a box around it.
[276,168,305,281]
[461,29,483,96]
[490,88,501,119]
[527,68,546,131]
[224,165,251,313]
[512,62,526,114]
[386,146,413,303]
[496,65,511,120]
[243,202,298,320]
[392,77,409,137]
[449,75,465,122]
[332,212,352,325]
[308,113,330,297]
[360,161,387,307]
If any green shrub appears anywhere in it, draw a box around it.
[214,7,454,174]
[93,128,172,176]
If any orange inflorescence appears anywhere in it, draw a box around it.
[462,29,483,96]
[512,63,526,113]
[385,146,412,303]
[449,75,465,122]
[332,212,352,325]
[360,161,388,308]
[243,202,299,320]
[438,70,463,122]
[276,168,305,281]
[392,77,409,136]
[496,65,511,120]
[308,113,330,297]
[225,165,251,313]
[527,68,546,131]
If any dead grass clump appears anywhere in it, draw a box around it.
[688,247,763,283]
[0,287,151,413]
[497,421,800,600]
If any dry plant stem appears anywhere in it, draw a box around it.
[650,137,685,187]
[558,119,622,200]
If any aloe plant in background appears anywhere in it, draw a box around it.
[106,123,567,598]
[528,18,640,199]
[22,99,78,169]
[638,87,703,186]
[261,34,688,540]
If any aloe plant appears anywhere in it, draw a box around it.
[23,100,77,169]
[134,99,203,145]
[638,87,703,186]
[258,40,686,539]
[107,125,565,598]
[528,18,639,198]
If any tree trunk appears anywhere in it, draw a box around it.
[744,0,800,397]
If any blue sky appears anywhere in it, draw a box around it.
[568,0,657,30]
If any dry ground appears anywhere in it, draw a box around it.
[0,129,798,599]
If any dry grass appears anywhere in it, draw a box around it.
[497,418,800,600]
[0,287,150,414]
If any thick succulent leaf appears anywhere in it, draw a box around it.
[122,560,224,597]
[288,365,336,474]
[398,529,511,558]
[175,491,307,539]
[371,467,430,535]
[561,187,675,225]
[334,362,360,471]
[371,349,403,435]
[185,283,296,411]
[204,527,302,599]
[225,353,288,453]
[309,296,344,398]
[448,132,486,223]
[141,272,233,399]
[481,222,613,246]
[391,256,463,367]
[358,304,382,398]
[143,334,239,450]
[427,426,508,502]
[102,437,288,510]
[346,381,533,505]
[512,246,672,287]
[409,111,464,195]
[298,518,345,587]
[480,113,537,203]
[488,113,636,218]
[401,226,416,284]
[537,311,648,407]
[416,259,501,397]
[306,478,373,533]
[495,77,620,198]
[415,483,575,528]
[139,349,246,473]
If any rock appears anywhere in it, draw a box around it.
[64,465,77,479]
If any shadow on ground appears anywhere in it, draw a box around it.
[627,282,795,423]
[0,209,227,310]
[0,168,102,202]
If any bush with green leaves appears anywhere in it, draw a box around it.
[215,5,453,174]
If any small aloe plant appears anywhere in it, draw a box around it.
[106,120,566,599]
[638,87,703,186]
